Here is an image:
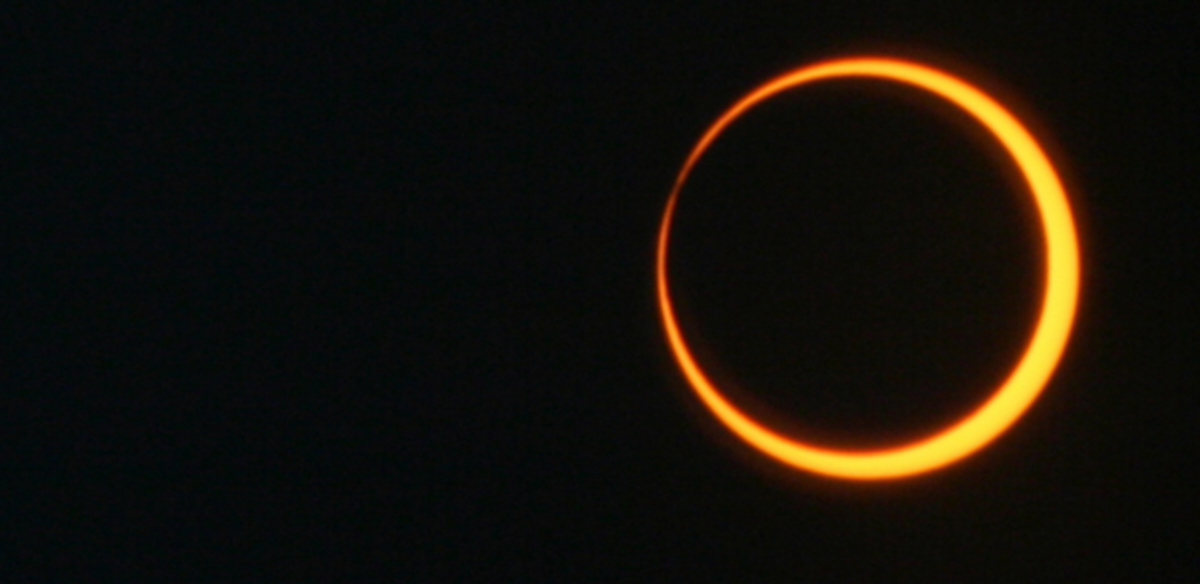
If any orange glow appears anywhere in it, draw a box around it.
[657,57,1080,480]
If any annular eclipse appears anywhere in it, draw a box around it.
[656,57,1080,480]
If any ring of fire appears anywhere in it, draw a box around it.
[656,57,1080,480]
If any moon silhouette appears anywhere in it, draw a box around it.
[657,57,1080,480]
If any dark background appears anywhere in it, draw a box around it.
[3,3,1197,581]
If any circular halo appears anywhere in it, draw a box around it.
[656,57,1080,480]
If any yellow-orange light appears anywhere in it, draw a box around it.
[657,57,1080,480]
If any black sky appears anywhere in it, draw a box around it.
[4,3,1198,581]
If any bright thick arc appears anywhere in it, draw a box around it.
[656,57,1080,480]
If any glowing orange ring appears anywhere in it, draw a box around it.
[657,57,1080,480]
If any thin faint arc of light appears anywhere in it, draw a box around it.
[656,57,1080,480]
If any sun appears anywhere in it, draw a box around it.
[657,57,1080,480]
